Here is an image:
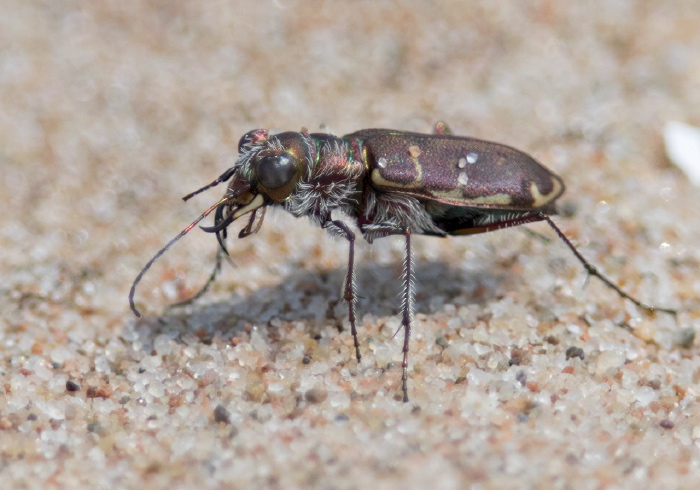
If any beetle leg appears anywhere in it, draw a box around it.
[458,212,676,316]
[539,213,677,316]
[324,220,362,363]
[359,222,415,400]
[400,227,414,403]
[433,122,452,135]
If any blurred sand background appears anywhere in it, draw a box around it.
[1,1,700,488]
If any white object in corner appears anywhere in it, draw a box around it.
[664,120,700,187]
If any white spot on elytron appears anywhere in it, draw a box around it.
[378,157,387,168]
[457,172,469,185]
[458,157,467,168]
[466,152,478,164]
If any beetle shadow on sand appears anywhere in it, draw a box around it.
[137,260,507,346]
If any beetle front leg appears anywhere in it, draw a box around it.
[323,220,362,363]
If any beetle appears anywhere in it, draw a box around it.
[129,123,676,402]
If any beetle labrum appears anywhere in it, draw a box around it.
[129,123,676,402]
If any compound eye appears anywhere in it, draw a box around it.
[256,153,297,190]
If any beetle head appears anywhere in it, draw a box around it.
[203,129,312,236]
[129,129,312,316]
[232,129,310,203]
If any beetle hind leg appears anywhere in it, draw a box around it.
[540,213,677,316]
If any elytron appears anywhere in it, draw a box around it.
[130,123,675,402]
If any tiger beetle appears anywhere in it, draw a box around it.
[129,122,676,402]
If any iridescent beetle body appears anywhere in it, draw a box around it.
[130,124,674,402]
[346,128,564,237]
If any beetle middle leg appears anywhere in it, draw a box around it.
[360,223,415,402]
[400,227,414,403]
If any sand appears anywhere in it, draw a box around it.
[1,2,699,488]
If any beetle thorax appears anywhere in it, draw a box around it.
[285,135,365,222]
